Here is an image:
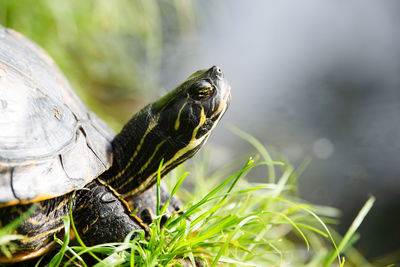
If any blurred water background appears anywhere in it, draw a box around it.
[1,0,399,263]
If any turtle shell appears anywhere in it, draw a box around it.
[0,25,114,205]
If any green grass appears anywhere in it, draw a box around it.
[0,130,375,266]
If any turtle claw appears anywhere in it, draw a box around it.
[127,182,183,226]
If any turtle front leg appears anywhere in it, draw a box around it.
[127,182,183,226]
[73,180,145,246]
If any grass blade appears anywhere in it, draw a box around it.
[324,196,375,266]
[229,125,276,183]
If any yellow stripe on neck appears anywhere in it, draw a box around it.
[108,114,160,183]
[122,106,208,199]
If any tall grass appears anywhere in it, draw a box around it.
[0,130,375,266]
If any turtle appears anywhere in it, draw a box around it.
[0,25,231,263]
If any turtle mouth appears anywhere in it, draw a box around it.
[211,83,231,119]
[202,84,230,132]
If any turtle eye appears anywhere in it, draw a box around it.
[189,81,214,100]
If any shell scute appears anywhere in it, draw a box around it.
[0,25,114,204]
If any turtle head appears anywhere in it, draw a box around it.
[105,66,230,198]
[152,65,231,146]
